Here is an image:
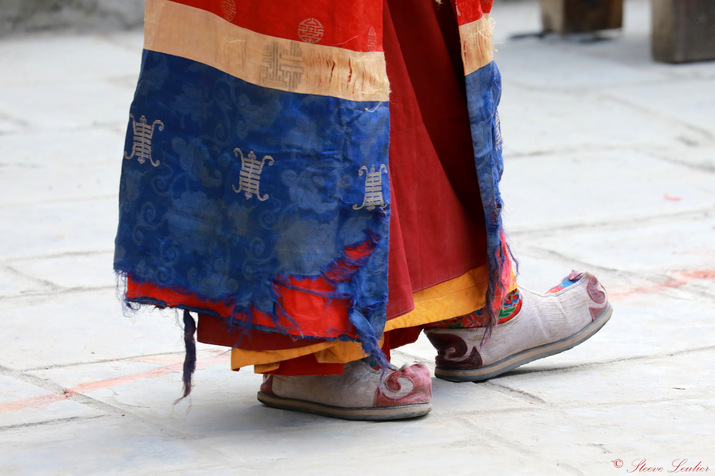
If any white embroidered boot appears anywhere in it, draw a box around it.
[257,359,432,421]
[424,271,612,382]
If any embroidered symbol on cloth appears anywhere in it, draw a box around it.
[221,0,236,21]
[232,148,274,201]
[353,164,388,211]
[124,114,164,167]
[367,27,378,52]
[297,18,324,44]
[260,42,303,91]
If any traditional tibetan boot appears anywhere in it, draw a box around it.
[257,359,432,421]
[424,271,612,382]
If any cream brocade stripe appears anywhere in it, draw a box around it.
[144,0,390,102]
[459,14,495,75]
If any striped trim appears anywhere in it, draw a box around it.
[170,0,383,52]
[145,0,390,101]
[459,15,495,75]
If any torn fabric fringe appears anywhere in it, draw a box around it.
[175,309,197,403]
[483,229,517,340]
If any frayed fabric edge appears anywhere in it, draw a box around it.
[114,231,392,387]
[482,229,517,340]
[174,309,197,404]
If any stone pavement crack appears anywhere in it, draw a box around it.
[484,381,549,405]
[0,414,110,432]
[19,351,190,372]
[0,285,117,301]
[509,207,714,237]
[492,344,715,377]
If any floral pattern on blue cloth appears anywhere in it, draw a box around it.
[114,51,391,347]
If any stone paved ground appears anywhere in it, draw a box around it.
[1,1,714,474]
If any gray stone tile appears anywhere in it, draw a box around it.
[9,252,116,290]
[0,197,116,260]
[606,80,715,138]
[0,265,55,297]
[493,346,715,406]
[26,354,185,390]
[499,249,634,297]
[563,401,715,472]
[0,80,133,132]
[25,350,233,416]
[0,374,103,429]
[0,112,29,134]
[0,31,141,88]
[469,399,714,476]
[0,415,210,475]
[0,161,120,207]
[8,357,548,474]
[497,39,664,91]
[0,127,124,168]
[0,407,559,476]
[499,85,703,157]
[520,212,715,275]
[500,150,715,232]
[1,289,190,371]
[642,142,715,172]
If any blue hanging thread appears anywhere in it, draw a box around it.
[175,309,197,403]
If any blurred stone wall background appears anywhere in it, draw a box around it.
[0,0,145,36]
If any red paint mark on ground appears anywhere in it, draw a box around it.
[609,269,714,302]
[0,394,70,413]
[0,354,226,413]
[678,269,715,280]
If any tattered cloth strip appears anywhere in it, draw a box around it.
[175,309,196,402]
[114,0,511,376]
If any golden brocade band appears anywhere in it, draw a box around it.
[459,14,495,75]
[144,0,390,102]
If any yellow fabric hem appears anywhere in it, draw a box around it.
[232,265,517,373]
[232,340,374,373]
[230,341,334,370]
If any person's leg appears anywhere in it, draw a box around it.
[256,0,612,416]
[254,0,496,419]
[220,0,495,379]
[387,0,613,382]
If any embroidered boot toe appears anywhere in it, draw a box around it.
[424,272,612,382]
[257,359,432,421]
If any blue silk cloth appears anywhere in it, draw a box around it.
[115,50,391,355]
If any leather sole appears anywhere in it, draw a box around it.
[257,392,432,421]
[435,304,613,382]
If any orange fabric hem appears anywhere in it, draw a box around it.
[231,264,517,373]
